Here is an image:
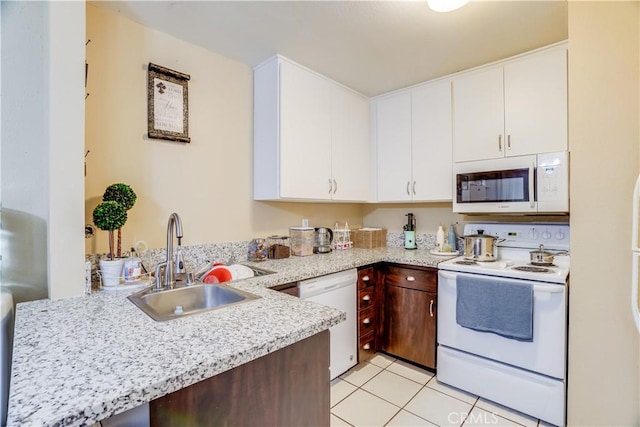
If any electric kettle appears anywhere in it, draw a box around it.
[314,227,334,253]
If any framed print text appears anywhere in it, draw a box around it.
[147,63,191,143]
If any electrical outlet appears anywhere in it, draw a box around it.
[302,218,309,227]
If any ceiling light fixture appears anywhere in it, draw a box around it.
[427,0,469,13]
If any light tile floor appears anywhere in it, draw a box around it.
[331,353,553,427]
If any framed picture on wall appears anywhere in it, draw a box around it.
[147,63,191,143]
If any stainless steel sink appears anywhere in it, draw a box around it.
[128,284,260,322]
[242,265,276,277]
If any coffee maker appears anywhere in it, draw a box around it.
[314,227,334,253]
[403,213,417,250]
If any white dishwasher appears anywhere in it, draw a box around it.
[299,268,357,380]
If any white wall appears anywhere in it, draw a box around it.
[567,2,639,424]
[1,1,86,301]
[362,202,463,235]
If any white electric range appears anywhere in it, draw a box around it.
[437,223,570,427]
[439,222,569,283]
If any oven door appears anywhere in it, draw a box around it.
[453,155,537,213]
[437,270,567,379]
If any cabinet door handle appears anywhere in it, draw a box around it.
[329,179,333,194]
[362,275,370,282]
[362,318,371,324]
[406,181,411,196]
[429,299,434,317]
[406,276,415,282]
[333,179,338,194]
[412,181,416,195]
[363,343,371,350]
[498,135,503,151]
[507,134,511,150]
[362,295,371,301]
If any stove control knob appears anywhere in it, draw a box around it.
[541,230,552,240]
[555,231,566,240]
[528,228,539,239]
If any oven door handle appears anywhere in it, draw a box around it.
[439,271,564,293]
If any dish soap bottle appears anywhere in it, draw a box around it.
[448,224,457,252]
[436,225,445,251]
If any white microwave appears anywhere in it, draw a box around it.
[453,151,569,214]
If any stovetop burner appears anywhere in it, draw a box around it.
[512,266,552,273]
[531,262,557,267]
[455,260,477,265]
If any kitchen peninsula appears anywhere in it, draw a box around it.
[7,248,452,426]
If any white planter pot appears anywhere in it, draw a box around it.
[99,259,124,287]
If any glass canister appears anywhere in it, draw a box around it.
[247,238,268,262]
[267,235,290,259]
[289,227,314,256]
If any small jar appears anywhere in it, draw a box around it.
[267,235,290,259]
[123,256,142,283]
[247,238,268,262]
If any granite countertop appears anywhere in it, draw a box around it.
[7,247,454,427]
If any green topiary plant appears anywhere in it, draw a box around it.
[93,200,127,260]
[103,183,137,210]
[102,183,137,257]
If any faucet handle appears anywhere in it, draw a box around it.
[186,272,194,286]
[154,261,168,290]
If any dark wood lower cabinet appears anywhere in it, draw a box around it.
[150,331,330,427]
[383,285,437,368]
[381,265,437,369]
[357,266,379,363]
[272,281,299,296]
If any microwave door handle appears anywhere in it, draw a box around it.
[632,253,640,333]
[529,162,535,209]
[633,175,640,251]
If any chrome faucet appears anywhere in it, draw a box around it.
[155,213,183,290]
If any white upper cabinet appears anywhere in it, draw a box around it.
[503,47,567,157]
[453,44,567,162]
[374,79,453,202]
[452,67,504,162]
[331,85,371,201]
[411,82,453,201]
[375,92,412,202]
[279,61,332,199]
[254,56,370,201]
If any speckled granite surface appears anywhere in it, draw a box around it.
[243,247,453,286]
[9,248,455,426]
